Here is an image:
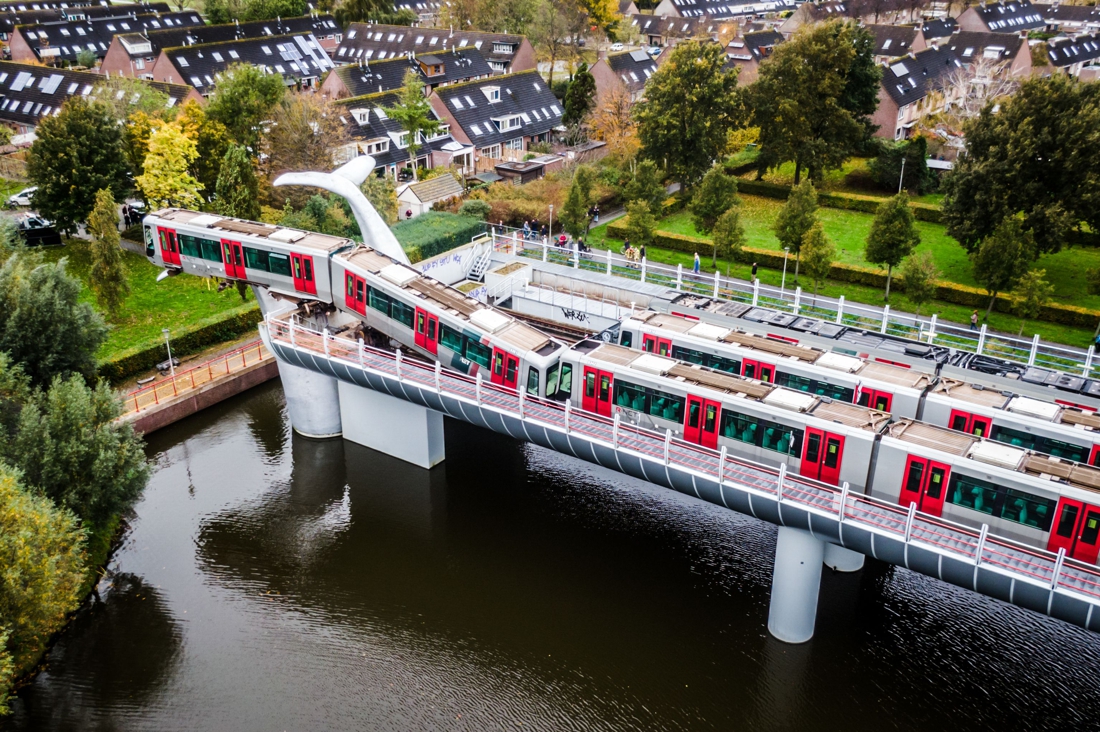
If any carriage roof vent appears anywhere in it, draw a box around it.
[816,351,863,373]
[188,213,222,227]
[686,321,728,341]
[1006,395,1061,422]
[631,352,677,376]
[269,228,306,243]
[380,263,419,287]
[968,440,1026,470]
[763,389,816,413]
[469,307,510,333]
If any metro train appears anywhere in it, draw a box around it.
[619,310,1100,468]
[143,209,566,396]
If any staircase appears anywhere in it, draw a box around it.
[468,246,493,281]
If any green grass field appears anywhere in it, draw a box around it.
[744,157,946,207]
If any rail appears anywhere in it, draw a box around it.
[122,340,270,416]
[496,235,1100,381]
[267,316,1100,607]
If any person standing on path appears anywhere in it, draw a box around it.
[693,252,701,274]
[970,310,979,330]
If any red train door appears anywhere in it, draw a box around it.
[898,455,951,516]
[742,359,775,383]
[858,387,893,412]
[1048,499,1100,564]
[801,428,844,485]
[1089,444,1100,468]
[415,307,438,355]
[157,227,180,266]
[642,334,672,356]
[581,366,613,417]
[222,240,245,278]
[291,253,317,295]
[684,396,721,449]
[345,272,366,314]
[948,409,993,438]
[490,348,519,390]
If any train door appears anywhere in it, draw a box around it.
[683,396,721,449]
[948,409,993,438]
[857,387,893,412]
[1048,499,1100,564]
[344,272,365,314]
[581,366,613,417]
[490,348,519,391]
[1089,444,1100,468]
[221,240,245,278]
[642,334,672,357]
[415,307,438,355]
[291,253,318,295]
[897,456,951,516]
[801,428,844,485]
[157,227,180,266]
[742,359,775,383]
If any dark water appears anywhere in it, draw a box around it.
[5,381,1100,731]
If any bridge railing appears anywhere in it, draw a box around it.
[268,315,1100,605]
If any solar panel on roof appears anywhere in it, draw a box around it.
[9,71,31,92]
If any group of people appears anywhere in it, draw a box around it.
[520,220,548,241]
[121,203,140,229]
[621,240,647,264]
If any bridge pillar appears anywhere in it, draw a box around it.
[767,527,825,644]
[278,359,343,439]
[823,543,865,573]
[337,381,445,469]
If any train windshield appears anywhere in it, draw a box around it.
[144,226,155,257]
[545,362,572,402]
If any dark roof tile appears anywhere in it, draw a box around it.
[435,70,561,148]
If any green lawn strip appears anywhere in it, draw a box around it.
[748,157,946,206]
[42,241,251,361]
[586,222,1098,350]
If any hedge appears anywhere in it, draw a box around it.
[605,219,1100,329]
[98,303,263,384]
[734,179,943,224]
[392,212,487,263]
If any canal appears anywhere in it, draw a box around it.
[4,381,1100,731]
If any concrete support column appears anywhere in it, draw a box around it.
[823,543,865,573]
[767,527,825,644]
[337,381,445,469]
[279,359,343,438]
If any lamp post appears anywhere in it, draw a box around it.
[780,247,790,302]
[548,204,554,243]
[162,328,175,377]
[898,157,906,195]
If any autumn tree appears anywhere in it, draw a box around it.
[87,189,130,317]
[900,251,939,318]
[362,175,398,225]
[971,216,1035,319]
[588,86,639,163]
[530,0,578,87]
[635,40,743,191]
[136,121,202,210]
[691,166,739,265]
[215,144,261,220]
[624,199,656,250]
[713,207,746,275]
[177,99,233,196]
[865,192,920,301]
[383,72,439,182]
[206,63,286,150]
[1012,269,1054,336]
[261,93,348,205]
[562,62,596,127]
[801,221,836,304]
[624,158,666,214]
[121,111,156,184]
[773,178,818,284]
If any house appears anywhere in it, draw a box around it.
[590,49,658,102]
[0,2,171,42]
[100,14,341,79]
[871,46,962,139]
[1046,32,1100,78]
[334,90,474,178]
[9,10,202,64]
[654,0,796,20]
[1034,3,1100,34]
[957,0,1044,34]
[334,23,536,75]
[921,17,958,40]
[393,0,442,24]
[320,47,491,99]
[0,60,200,134]
[629,13,726,47]
[396,174,464,218]
[429,70,563,165]
[619,0,640,16]
[724,29,782,82]
[148,33,334,94]
[866,24,926,63]
[940,30,1032,75]
[777,2,850,38]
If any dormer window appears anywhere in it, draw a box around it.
[482,85,501,102]
[492,114,521,132]
[351,108,369,124]
[492,42,514,54]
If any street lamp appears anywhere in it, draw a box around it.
[780,247,790,302]
[548,204,554,243]
[162,328,175,377]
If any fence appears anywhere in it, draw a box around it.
[121,340,270,416]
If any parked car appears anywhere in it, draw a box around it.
[7,186,36,208]
[610,42,624,51]
[647,45,662,56]
[17,215,61,246]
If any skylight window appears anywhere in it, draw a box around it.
[229,50,239,59]
[890,61,908,76]
[262,45,272,55]
[470,123,482,135]
[177,56,188,67]
[882,38,891,49]
[212,51,224,62]
[191,75,203,86]
[451,96,464,109]
[464,94,476,107]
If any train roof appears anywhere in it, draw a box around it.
[933,377,1100,431]
[582,342,889,432]
[151,209,352,254]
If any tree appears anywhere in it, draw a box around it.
[0,255,107,387]
[205,64,286,150]
[624,158,666,214]
[562,62,596,127]
[94,76,171,123]
[177,99,233,197]
[971,216,1035,319]
[260,93,348,205]
[588,86,639,164]
[121,111,156,185]
[75,47,97,69]
[332,0,416,26]
[624,199,656,249]
[205,0,232,23]
[938,55,1019,134]
[752,21,881,183]
[459,199,492,220]
[713,207,746,276]
[530,0,578,87]
[87,189,130,317]
[440,0,536,36]
[1012,269,1054,336]
[635,40,743,191]
[942,74,1100,257]
[26,97,128,233]
[362,175,398,225]
[0,464,85,699]
[560,172,590,239]
[801,221,836,304]
[691,166,739,265]
[773,179,818,285]
[135,121,203,210]
[215,144,261,220]
[866,193,920,301]
[241,0,308,20]
[868,136,933,194]
[383,72,440,183]
[900,251,940,318]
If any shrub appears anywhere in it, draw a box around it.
[391,212,486,262]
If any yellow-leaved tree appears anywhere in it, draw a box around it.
[135,121,202,210]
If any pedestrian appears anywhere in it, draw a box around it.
[523,220,531,240]
[640,243,646,261]
[540,223,547,240]
[594,205,600,224]
[693,252,701,274]
[498,220,504,237]
[406,209,412,220]
[121,203,130,229]
[622,238,630,255]
[970,310,979,331]
[751,262,758,281]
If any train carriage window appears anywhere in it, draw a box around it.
[245,246,270,272]
[526,367,539,396]
[369,288,391,315]
[672,345,706,366]
[545,362,572,402]
[948,475,1000,516]
[439,324,464,353]
[1000,489,1054,531]
[356,280,365,302]
[1038,437,1089,464]
[199,238,222,262]
[704,404,717,432]
[648,388,684,422]
[776,373,854,401]
[390,300,414,328]
[619,331,632,348]
[1081,512,1100,545]
[614,381,647,411]
[584,371,596,398]
[302,258,314,282]
[720,410,759,446]
[464,340,491,368]
[905,460,925,494]
[267,253,292,277]
[763,424,802,456]
[144,226,155,256]
[1055,504,1079,538]
[598,375,610,401]
[706,354,740,374]
[346,274,355,296]
[179,234,202,258]
[992,425,1037,451]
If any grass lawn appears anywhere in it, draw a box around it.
[747,157,946,207]
[586,220,1099,350]
[41,241,255,361]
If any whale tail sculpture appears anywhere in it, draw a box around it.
[273,155,409,266]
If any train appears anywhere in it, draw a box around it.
[618,310,1100,469]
